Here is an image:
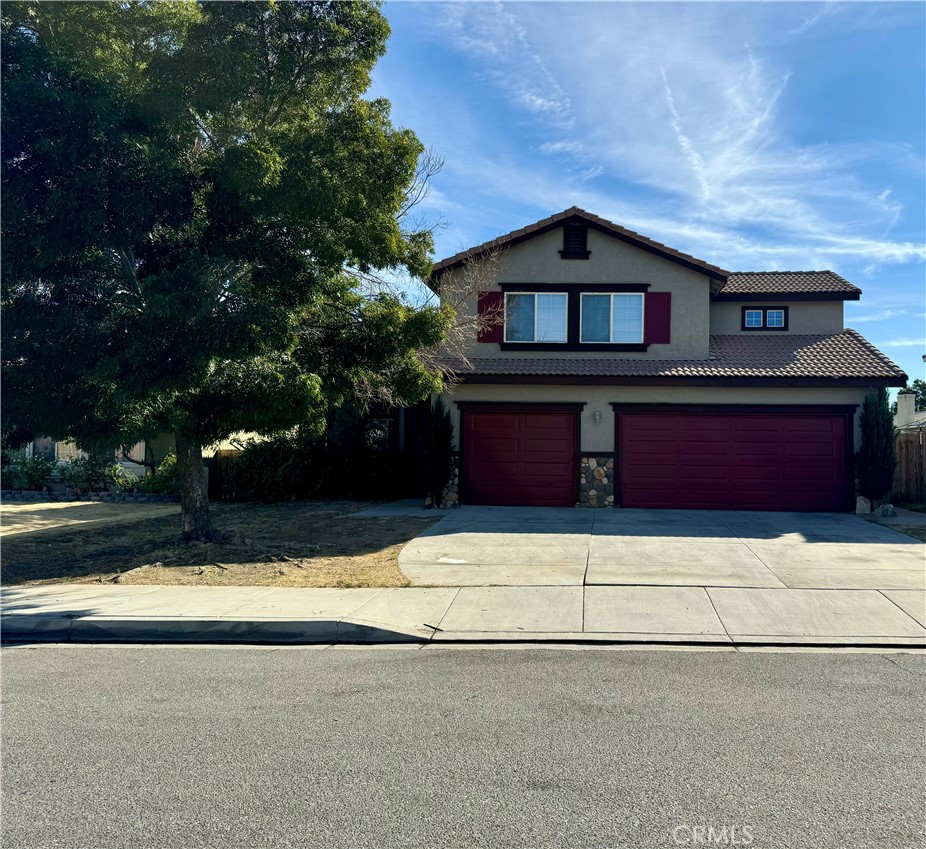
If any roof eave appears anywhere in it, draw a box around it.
[713,291,861,302]
[452,374,908,387]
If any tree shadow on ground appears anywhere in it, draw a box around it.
[1,501,439,587]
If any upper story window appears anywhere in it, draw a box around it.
[559,225,590,259]
[742,306,789,331]
[580,293,644,343]
[505,292,568,343]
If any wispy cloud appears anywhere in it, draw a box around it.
[847,308,912,323]
[790,2,842,36]
[660,67,710,203]
[578,165,605,182]
[538,140,582,155]
[425,2,922,269]
[437,2,572,128]
[877,337,926,348]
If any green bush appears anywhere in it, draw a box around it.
[59,453,112,492]
[109,463,141,492]
[225,411,415,503]
[136,451,179,494]
[856,388,896,504]
[424,396,454,504]
[12,456,55,490]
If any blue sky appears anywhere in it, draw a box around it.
[369,1,926,384]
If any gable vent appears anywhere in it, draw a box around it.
[559,225,590,259]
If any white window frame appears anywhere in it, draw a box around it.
[503,292,568,343]
[744,308,764,328]
[765,309,785,328]
[579,292,645,344]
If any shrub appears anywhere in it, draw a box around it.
[225,409,417,503]
[225,434,304,502]
[12,456,55,491]
[59,453,112,492]
[109,463,141,492]
[136,451,179,494]
[856,388,896,504]
[423,396,454,504]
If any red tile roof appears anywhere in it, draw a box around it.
[720,271,861,296]
[445,330,906,382]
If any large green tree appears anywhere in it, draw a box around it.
[2,1,449,539]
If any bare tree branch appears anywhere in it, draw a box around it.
[417,242,508,383]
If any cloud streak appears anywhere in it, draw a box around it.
[425,2,923,270]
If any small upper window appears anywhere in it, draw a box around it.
[559,225,590,259]
[766,309,785,328]
[581,293,644,343]
[505,292,568,343]
[744,309,764,328]
[742,306,789,331]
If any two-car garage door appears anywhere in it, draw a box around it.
[461,406,850,511]
[619,411,849,511]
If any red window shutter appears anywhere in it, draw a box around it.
[477,291,504,343]
[644,292,671,344]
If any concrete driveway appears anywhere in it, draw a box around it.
[398,507,926,592]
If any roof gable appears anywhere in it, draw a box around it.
[430,207,731,287]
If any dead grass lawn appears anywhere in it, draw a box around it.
[1,501,438,588]
[889,525,926,544]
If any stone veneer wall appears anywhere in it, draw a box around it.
[579,455,615,508]
[438,453,461,509]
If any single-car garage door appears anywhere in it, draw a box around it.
[462,409,577,506]
[619,410,849,511]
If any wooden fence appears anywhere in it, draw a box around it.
[208,448,241,500]
[894,429,926,502]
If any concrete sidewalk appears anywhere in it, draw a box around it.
[3,583,924,648]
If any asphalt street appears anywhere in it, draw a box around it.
[2,645,924,849]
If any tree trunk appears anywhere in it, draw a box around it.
[175,434,212,542]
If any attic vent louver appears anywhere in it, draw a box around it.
[559,225,590,259]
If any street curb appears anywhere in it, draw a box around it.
[3,615,925,649]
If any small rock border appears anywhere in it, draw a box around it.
[1,489,180,504]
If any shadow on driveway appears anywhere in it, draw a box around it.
[414,507,922,544]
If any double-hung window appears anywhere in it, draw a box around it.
[504,292,568,343]
[580,293,644,343]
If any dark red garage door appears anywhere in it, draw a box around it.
[619,411,849,511]
[463,410,576,506]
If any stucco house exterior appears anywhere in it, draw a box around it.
[430,207,908,512]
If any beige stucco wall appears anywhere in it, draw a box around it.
[445,227,717,360]
[709,301,844,335]
[443,382,870,452]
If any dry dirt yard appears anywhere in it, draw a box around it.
[1,501,438,588]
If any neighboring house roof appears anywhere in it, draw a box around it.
[896,414,926,430]
[429,207,732,285]
[445,329,908,386]
[717,271,862,301]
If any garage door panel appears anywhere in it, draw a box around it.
[620,411,847,512]
[463,410,576,507]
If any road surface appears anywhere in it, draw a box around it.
[2,644,923,848]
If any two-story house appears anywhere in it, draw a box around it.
[430,207,908,512]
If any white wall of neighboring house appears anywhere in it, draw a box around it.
[894,393,926,429]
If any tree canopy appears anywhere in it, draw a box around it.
[1,1,449,538]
